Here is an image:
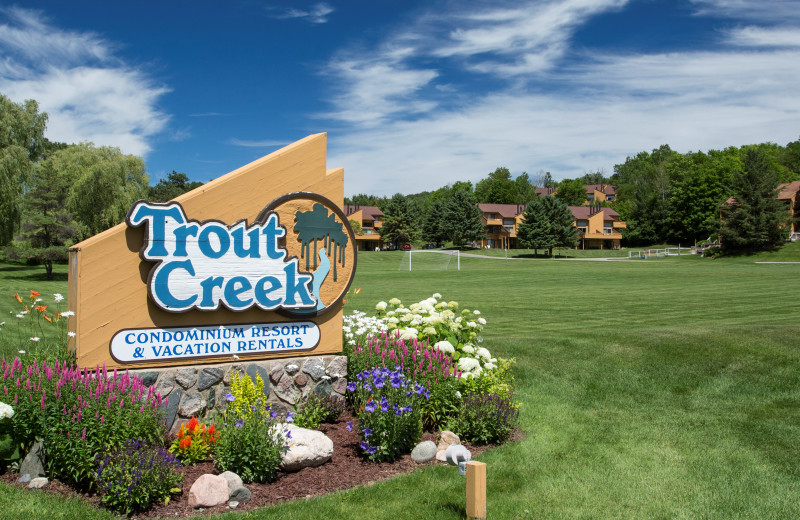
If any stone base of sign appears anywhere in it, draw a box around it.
[129,355,347,431]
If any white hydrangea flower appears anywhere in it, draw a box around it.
[484,363,497,371]
[423,327,436,336]
[458,357,480,372]
[433,293,442,299]
[388,317,399,324]
[389,298,401,306]
[476,347,492,360]
[461,345,475,354]
[434,340,455,354]
[467,321,477,328]
[0,402,14,420]
[478,317,487,325]
[399,327,418,341]
[410,318,421,326]
[473,310,480,315]
[376,301,387,311]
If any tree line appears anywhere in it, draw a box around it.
[349,140,800,254]
[0,94,201,278]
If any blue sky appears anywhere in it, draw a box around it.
[1,0,799,196]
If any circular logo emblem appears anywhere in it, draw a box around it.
[258,192,357,318]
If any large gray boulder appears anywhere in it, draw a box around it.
[19,440,45,480]
[279,424,333,472]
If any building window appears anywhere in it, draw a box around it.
[607,195,615,201]
[504,226,514,232]
[587,194,594,201]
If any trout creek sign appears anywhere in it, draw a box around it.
[67,134,355,369]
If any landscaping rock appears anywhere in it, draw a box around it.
[435,450,448,462]
[20,440,45,479]
[411,441,437,463]
[17,474,31,484]
[280,424,334,471]
[223,365,244,385]
[176,368,198,389]
[313,380,332,397]
[332,377,347,395]
[437,430,460,452]
[208,387,216,410]
[326,356,347,378]
[293,373,308,387]
[246,364,270,397]
[139,371,159,387]
[284,362,300,376]
[28,477,48,489]
[164,387,183,430]
[302,359,325,381]
[229,501,239,509]
[178,391,206,418]
[275,373,301,405]
[188,474,229,508]
[269,362,285,383]
[198,368,224,391]
[155,372,176,397]
[219,471,243,494]
[229,486,251,502]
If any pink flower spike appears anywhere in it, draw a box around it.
[81,427,86,439]
[100,414,104,424]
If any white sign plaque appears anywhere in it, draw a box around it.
[110,322,320,363]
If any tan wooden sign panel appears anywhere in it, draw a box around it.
[67,133,353,368]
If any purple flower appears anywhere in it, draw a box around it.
[380,396,389,412]
[362,427,372,437]
[346,421,353,432]
[225,392,235,402]
[286,411,295,423]
[270,409,277,419]
[285,429,292,439]
[347,381,357,393]
[235,419,244,428]
[365,400,377,413]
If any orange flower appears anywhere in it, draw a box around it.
[355,288,362,295]
[30,290,40,300]
[179,436,192,450]
[177,428,185,439]
[44,315,52,323]
[186,417,198,431]
[36,305,47,313]
[14,293,22,304]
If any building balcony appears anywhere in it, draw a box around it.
[485,218,503,226]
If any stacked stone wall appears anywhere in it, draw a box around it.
[130,355,347,431]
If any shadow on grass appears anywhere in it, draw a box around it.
[3,271,68,282]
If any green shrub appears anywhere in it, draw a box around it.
[293,392,345,429]
[1,358,167,488]
[347,367,428,462]
[458,357,516,399]
[95,440,182,515]
[446,393,519,445]
[213,399,289,483]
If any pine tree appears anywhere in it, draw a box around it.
[380,193,418,248]
[443,190,485,248]
[720,148,790,251]
[517,196,577,255]
[8,156,77,279]
[421,199,448,246]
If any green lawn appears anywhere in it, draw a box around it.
[2,248,800,519]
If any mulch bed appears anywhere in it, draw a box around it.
[1,411,513,518]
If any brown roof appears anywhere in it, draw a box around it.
[569,206,620,221]
[344,205,383,220]
[777,180,800,200]
[477,203,526,219]
[535,187,557,196]
[584,184,616,195]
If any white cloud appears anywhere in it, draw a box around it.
[690,0,800,22]
[271,3,334,24]
[726,26,800,47]
[0,7,169,156]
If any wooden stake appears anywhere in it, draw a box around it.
[466,461,486,520]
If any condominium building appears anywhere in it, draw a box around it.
[344,205,383,251]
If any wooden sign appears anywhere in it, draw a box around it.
[67,133,356,368]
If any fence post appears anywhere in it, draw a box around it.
[466,461,486,520]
